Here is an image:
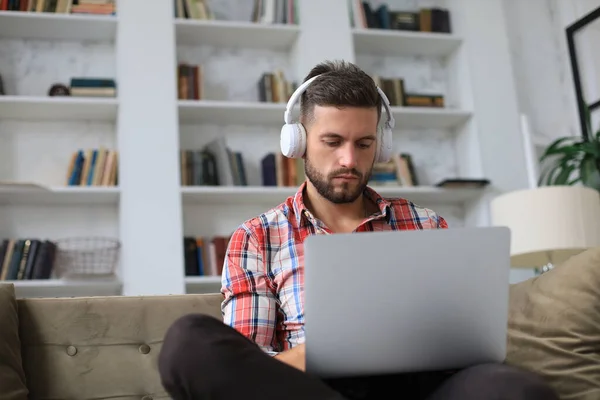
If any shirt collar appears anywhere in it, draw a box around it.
[292,181,393,226]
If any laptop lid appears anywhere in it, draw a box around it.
[303,226,511,378]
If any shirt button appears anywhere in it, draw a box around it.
[66,345,77,356]
[139,344,151,354]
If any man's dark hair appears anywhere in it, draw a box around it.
[299,60,382,126]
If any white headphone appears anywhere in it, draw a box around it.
[280,74,395,163]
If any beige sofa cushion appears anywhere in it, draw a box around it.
[506,246,600,400]
[0,284,28,400]
[18,293,223,400]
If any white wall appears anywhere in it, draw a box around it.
[503,0,600,147]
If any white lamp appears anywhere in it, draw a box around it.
[490,185,600,272]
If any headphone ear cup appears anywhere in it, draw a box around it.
[280,122,307,158]
[376,125,393,163]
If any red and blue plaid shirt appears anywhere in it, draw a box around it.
[220,182,448,355]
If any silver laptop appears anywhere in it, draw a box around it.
[303,226,511,379]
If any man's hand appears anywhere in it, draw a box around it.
[274,343,305,372]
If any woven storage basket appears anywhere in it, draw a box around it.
[54,236,120,278]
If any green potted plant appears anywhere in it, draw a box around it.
[538,108,600,191]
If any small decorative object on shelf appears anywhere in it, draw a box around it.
[54,236,120,279]
[0,73,5,95]
[48,83,70,97]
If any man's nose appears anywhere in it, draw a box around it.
[339,146,358,169]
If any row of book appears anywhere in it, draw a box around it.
[252,0,299,25]
[371,153,419,187]
[180,136,306,188]
[352,1,451,33]
[180,138,420,189]
[0,238,56,281]
[184,235,230,277]
[176,68,442,108]
[180,138,247,186]
[1,0,116,15]
[373,76,445,108]
[173,0,212,20]
[66,148,119,187]
[258,70,297,103]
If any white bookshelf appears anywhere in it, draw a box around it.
[0,96,118,122]
[0,185,119,206]
[181,185,483,206]
[178,100,285,124]
[0,11,117,41]
[0,9,120,298]
[389,107,472,129]
[174,18,300,50]
[0,0,533,297]
[178,99,471,129]
[352,28,463,57]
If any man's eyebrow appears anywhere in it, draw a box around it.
[319,133,377,140]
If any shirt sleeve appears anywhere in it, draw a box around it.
[220,224,280,355]
[437,214,449,229]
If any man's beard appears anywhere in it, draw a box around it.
[304,156,371,204]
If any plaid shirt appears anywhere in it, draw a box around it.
[220,182,448,355]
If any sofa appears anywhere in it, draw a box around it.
[1,246,600,400]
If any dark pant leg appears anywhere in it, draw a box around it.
[324,370,454,400]
[426,363,559,400]
[158,313,347,400]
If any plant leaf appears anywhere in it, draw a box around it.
[554,163,577,185]
[544,161,567,186]
[578,142,600,157]
[539,137,580,162]
[580,157,600,190]
[544,154,581,186]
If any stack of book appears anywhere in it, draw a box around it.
[69,77,117,98]
[71,0,116,15]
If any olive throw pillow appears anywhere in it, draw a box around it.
[506,246,600,400]
[0,283,28,400]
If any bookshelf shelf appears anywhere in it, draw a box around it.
[0,96,118,122]
[0,186,120,206]
[185,276,222,294]
[181,185,484,206]
[178,100,285,124]
[11,278,122,298]
[352,28,462,57]
[174,19,300,50]
[390,107,472,129]
[0,11,117,41]
[177,100,471,129]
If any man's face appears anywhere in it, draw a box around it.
[304,105,379,204]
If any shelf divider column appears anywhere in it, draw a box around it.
[116,1,185,296]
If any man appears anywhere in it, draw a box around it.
[159,60,558,400]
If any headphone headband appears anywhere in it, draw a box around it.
[283,73,395,129]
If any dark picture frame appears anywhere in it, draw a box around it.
[566,5,600,141]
